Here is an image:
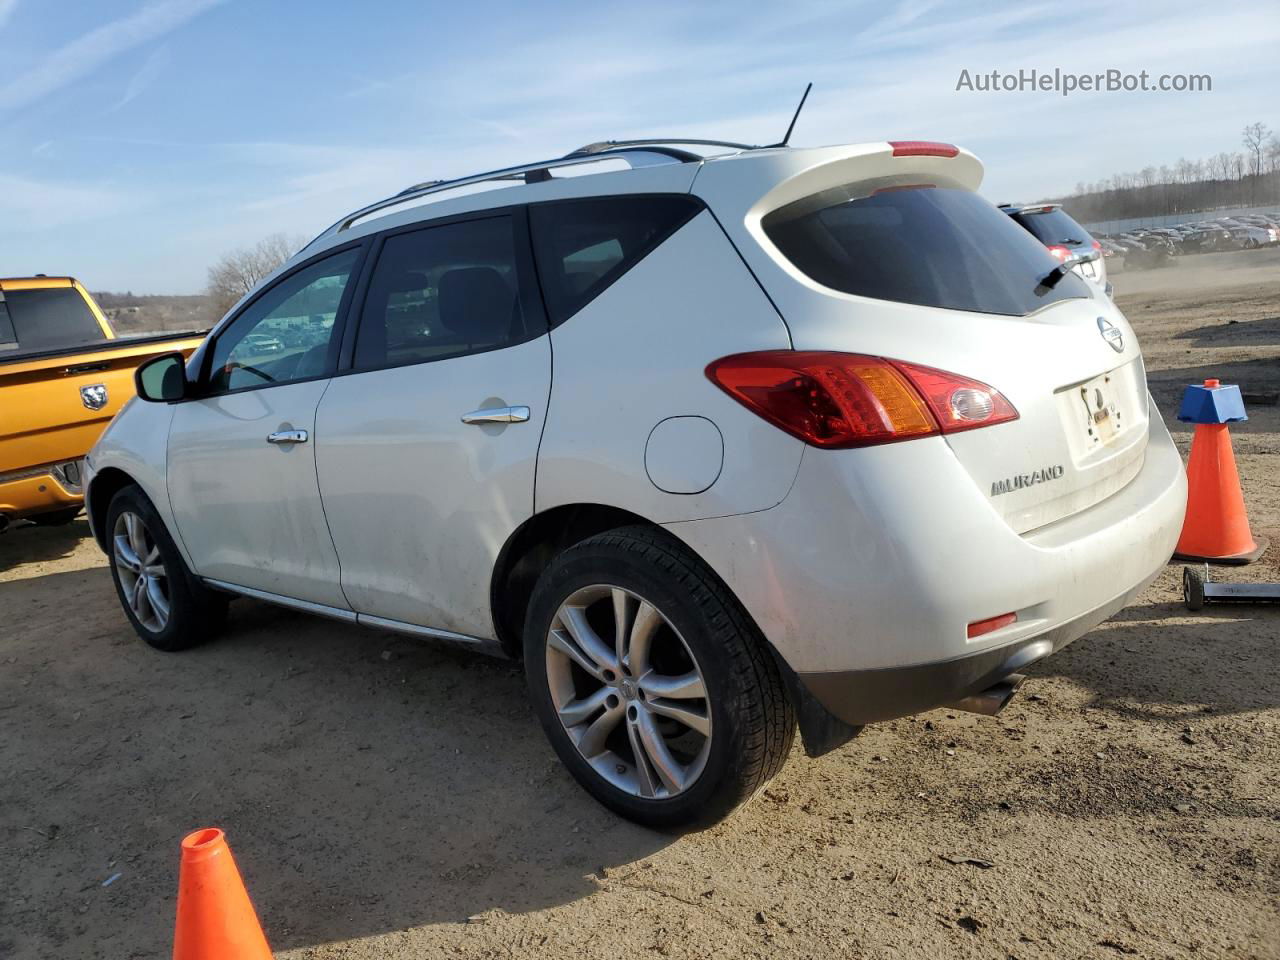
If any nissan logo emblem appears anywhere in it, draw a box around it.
[1097,317,1124,353]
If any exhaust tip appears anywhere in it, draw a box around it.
[945,673,1027,717]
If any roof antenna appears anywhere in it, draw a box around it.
[773,82,812,147]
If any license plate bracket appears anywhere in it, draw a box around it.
[1077,373,1123,446]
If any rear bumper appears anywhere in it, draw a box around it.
[797,559,1160,725]
[0,461,84,521]
[665,399,1186,692]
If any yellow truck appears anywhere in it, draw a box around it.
[1,276,205,531]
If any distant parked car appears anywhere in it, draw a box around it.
[1118,233,1173,269]
[242,333,284,353]
[999,203,1108,294]
[1236,217,1279,244]
[1190,225,1233,252]
[1229,225,1273,248]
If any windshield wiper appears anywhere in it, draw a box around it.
[1034,263,1073,296]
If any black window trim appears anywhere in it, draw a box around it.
[189,238,370,400]
[337,205,548,376]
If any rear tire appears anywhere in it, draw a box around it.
[523,525,795,828]
[105,485,227,651]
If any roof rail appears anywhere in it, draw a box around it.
[302,147,695,252]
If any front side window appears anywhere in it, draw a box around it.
[207,248,359,393]
[529,195,702,326]
[354,216,530,370]
[762,178,1090,317]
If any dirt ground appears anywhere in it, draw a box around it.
[2,250,1278,960]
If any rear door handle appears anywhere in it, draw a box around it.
[461,405,530,425]
[267,429,309,445]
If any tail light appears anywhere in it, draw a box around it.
[1045,244,1073,262]
[1091,239,1102,251]
[705,351,1018,449]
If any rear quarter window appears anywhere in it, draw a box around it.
[0,300,17,352]
[762,179,1090,317]
[530,195,702,326]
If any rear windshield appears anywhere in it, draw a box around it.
[762,179,1090,317]
[0,286,106,353]
[1010,207,1094,247]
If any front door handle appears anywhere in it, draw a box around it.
[267,429,309,445]
[461,405,530,425]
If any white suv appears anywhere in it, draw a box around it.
[85,138,1186,826]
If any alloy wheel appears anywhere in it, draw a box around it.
[545,584,712,799]
[112,511,171,632]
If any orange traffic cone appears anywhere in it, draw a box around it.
[173,828,273,960]
[1173,379,1267,564]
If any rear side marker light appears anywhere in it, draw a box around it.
[705,351,1018,449]
[967,612,1017,639]
[889,140,960,158]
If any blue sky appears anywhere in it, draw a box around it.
[1,0,1276,293]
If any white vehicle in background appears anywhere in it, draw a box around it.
[1230,224,1275,248]
[84,136,1186,826]
[242,332,284,353]
[1000,202,1110,295]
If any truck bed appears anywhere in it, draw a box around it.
[1,329,206,524]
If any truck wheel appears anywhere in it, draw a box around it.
[1183,566,1205,611]
[105,485,227,651]
[523,526,795,828]
[29,508,82,527]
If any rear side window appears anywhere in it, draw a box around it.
[0,299,17,352]
[762,180,1090,317]
[0,286,105,352]
[1011,207,1094,246]
[354,215,536,371]
[530,195,702,326]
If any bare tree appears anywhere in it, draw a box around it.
[1266,135,1280,176]
[1056,126,1280,223]
[1242,122,1270,176]
[206,233,304,317]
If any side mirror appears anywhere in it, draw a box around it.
[135,352,188,403]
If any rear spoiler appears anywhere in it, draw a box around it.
[1000,203,1063,216]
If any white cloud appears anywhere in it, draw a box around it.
[111,43,171,111]
[0,0,18,31]
[0,173,135,228]
[0,0,225,112]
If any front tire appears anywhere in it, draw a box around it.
[105,485,226,651]
[523,526,795,828]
